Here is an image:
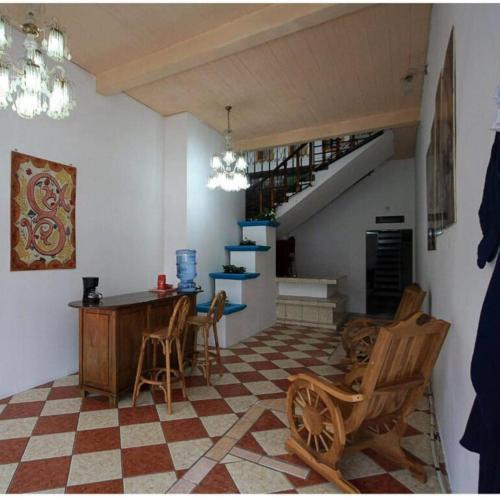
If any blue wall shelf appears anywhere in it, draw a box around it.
[196,302,247,315]
[209,272,260,280]
[238,220,280,228]
[224,245,271,252]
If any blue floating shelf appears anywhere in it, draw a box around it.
[209,272,260,280]
[225,245,271,252]
[197,302,247,315]
[238,220,280,228]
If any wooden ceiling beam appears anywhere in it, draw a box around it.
[96,4,368,95]
[233,108,421,151]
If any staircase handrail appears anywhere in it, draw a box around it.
[248,141,309,189]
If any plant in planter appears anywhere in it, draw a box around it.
[239,237,256,246]
[223,264,246,274]
[251,208,276,221]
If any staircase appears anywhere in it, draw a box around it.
[196,220,277,348]
[245,130,384,220]
[276,130,394,234]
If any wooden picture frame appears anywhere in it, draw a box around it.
[426,29,456,249]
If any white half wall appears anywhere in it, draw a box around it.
[291,159,415,313]
[0,33,164,399]
[163,113,245,303]
[414,4,500,493]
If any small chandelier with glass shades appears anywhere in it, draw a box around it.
[0,9,75,120]
[207,105,249,192]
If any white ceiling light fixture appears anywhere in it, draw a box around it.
[0,10,75,120]
[207,105,249,192]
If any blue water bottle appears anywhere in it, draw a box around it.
[176,249,197,292]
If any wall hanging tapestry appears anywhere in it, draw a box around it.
[11,151,76,271]
[426,29,456,250]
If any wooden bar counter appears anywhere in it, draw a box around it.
[69,290,199,406]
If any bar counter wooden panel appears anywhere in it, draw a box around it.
[69,291,198,406]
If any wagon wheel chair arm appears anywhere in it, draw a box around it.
[286,373,364,460]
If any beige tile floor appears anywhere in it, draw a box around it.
[0,322,449,494]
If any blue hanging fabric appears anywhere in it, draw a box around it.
[460,132,500,493]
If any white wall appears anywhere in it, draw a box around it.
[415,4,500,493]
[163,113,245,303]
[291,159,415,313]
[0,34,164,399]
[163,114,189,283]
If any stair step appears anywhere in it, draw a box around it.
[209,272,260,280]
[196,302,247,316]
[238,220,280,228]
[225,245,271,252]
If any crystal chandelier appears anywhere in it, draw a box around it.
[0,11,75,120]
[207,105,249,192]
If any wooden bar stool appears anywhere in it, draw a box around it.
[184,290,226,385]
[132,295,191,414]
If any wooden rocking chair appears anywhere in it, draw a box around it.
[342,283,427,363]
[286,311,449,493]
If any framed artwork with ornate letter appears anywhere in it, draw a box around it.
[11,151,76,271]
[426,29,455,251]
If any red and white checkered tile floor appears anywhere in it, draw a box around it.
[0,323,448,494]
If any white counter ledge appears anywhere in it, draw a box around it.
[276,275,346,299]
[275,276,348,330]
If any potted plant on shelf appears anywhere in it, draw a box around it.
[239,238,256,246]
[222,265,246,274]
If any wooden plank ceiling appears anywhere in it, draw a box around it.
[1,3,431,157]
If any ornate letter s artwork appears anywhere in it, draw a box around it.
[11,152,76,271]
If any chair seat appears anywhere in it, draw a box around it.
[187,315,212,326]
[142,327,168,340]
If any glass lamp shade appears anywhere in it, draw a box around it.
[13,88,45,119]
[23,60,43,93]
[0,16,12,52]
[47,76,75,119]
[32,48,46,71]
[25,41,46,72]
[235,156,248,173]
[0,60,11,109]
[223,150,236,165]
[43,23,71,62]
[211,155,223,170]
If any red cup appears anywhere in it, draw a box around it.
[157,274,167,290]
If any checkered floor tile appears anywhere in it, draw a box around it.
[0,323,448,494]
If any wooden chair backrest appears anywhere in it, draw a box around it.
[167,296,191,340]
[393,284,427,322]
[346,312,449,432]
[207,291,227,323]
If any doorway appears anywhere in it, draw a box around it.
[366,229,413,317]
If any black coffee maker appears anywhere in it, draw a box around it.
[82,277,102,304]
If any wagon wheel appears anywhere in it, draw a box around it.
[287,379,345,462]
[351,332,377,364]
